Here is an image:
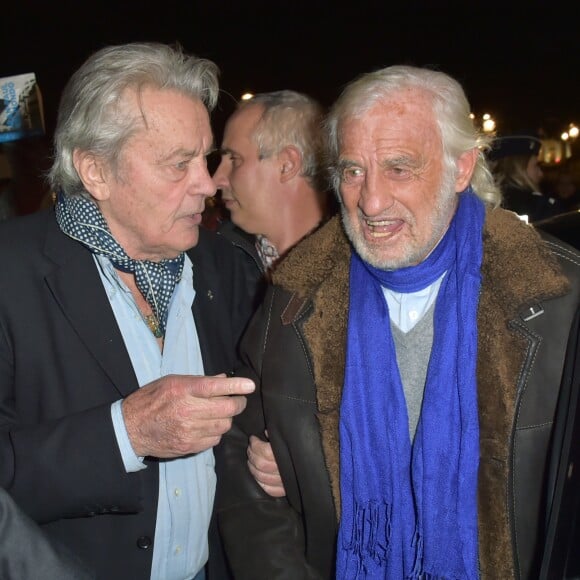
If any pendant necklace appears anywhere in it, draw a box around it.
[143,312,164,339]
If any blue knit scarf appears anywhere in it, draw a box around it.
[337,190,484,579]
[55,193,184,337]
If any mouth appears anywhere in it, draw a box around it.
[364,218,404,239]
[183,212,202,225]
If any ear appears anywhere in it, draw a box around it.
[454,148,478,192]
[72,149,110,201]
[278,146,302,183]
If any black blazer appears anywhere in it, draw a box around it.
[0,209,254,579]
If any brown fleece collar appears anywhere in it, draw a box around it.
[273,208,569,306]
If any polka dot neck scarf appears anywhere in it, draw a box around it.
[55,193,184,338]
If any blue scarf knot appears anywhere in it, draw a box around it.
[337,190,484,579]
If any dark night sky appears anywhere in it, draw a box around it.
[2,0,579,141]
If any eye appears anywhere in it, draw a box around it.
[341,166,365,185]
[174,160,189,171]
[229,154,242,169]
[386,165,413,181]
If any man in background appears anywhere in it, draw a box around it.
[213,90,335,309]
[212,91,335,495]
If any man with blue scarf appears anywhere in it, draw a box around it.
[216,65,580,579]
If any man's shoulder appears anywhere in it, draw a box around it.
[537,231,580,294]
[0,209,57,262]
[0,207,53,238]
[188,225,234,260]
[483,207,580,303]
[214,221,263,270]
[216,220,256,247]
[187,225,258,289]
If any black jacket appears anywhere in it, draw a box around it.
[216,220,268,313]
[502,183,563,223]
[0,208,255,579]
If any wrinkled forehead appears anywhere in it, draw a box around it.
[338,90,440,153]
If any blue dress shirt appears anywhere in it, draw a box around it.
[95,254,211,580]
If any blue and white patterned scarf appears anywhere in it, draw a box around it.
[337,189,484,579]
[55,193,184,337]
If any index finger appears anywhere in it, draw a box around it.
[194,375,255,397]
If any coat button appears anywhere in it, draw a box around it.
[136,536,152,550]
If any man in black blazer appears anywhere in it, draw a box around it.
[0,42,257,580]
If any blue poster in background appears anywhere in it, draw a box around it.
[0,73,45,143]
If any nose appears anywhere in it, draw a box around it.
[191,163,217,199]
[359,168,394,216]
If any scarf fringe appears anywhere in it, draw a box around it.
[410,528,424,577]
[343,500,391,577]
[342,503,457,579]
